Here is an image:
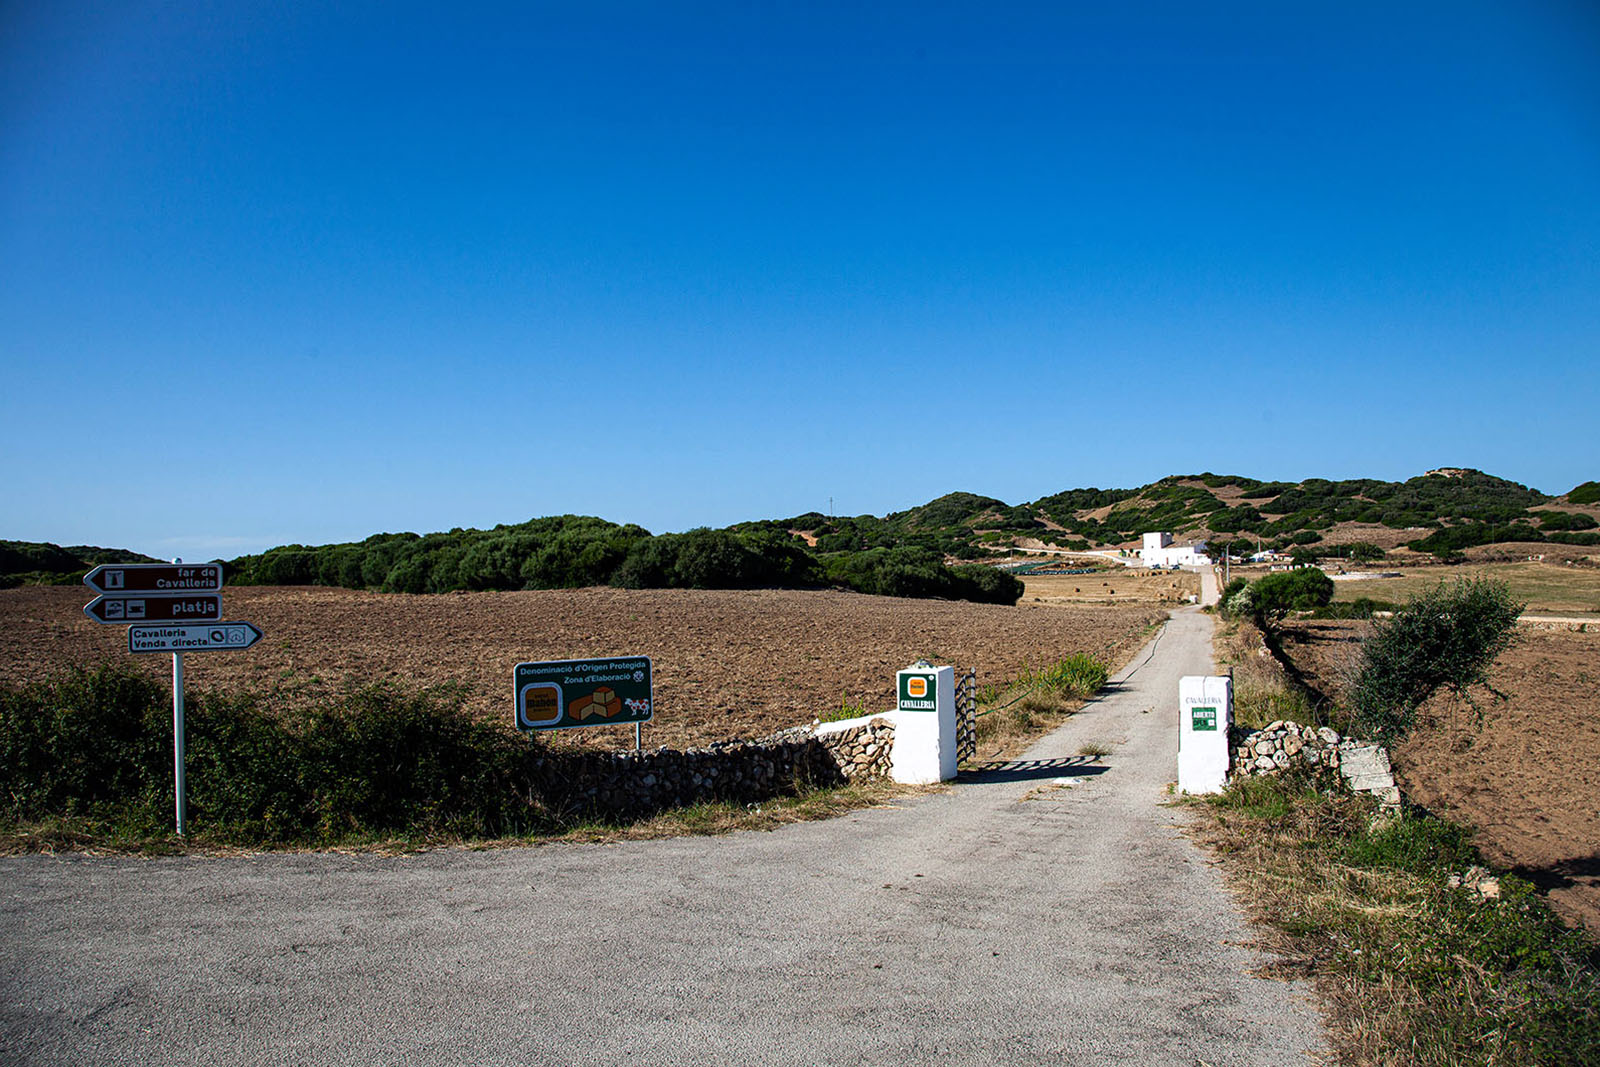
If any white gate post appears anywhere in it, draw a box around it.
[1178,674,1232,794]
[889,663,957,784]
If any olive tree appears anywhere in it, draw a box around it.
[1348,578,1522,745]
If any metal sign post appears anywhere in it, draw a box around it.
[173,649,187,835]
[80,558,262,837]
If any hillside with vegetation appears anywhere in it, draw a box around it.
[6,469,1593,600]
[760,469,1599,563]
[0,542,160,589]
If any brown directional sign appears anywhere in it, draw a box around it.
[84,594,223,624]
[83,563,223,594]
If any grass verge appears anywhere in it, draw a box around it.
[0,665,905,855]
[0,778,908,856]
[1186,768,1600,1066]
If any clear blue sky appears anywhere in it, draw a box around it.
[4,2,1597,559]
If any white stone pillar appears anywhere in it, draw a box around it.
[1178,674,1232,794]
[888,663,957,784]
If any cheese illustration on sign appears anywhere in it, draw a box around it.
[569,686,623,720]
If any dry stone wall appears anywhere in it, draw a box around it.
[1230,720,1401,808]
[529,718,896,821]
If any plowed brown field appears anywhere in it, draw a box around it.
[0,585,1162,753]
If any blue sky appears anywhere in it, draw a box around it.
[4,2,1597,559]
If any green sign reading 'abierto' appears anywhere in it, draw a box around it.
[898,671,938,712]
[515,656,653,731]
[1191,706,1218,732]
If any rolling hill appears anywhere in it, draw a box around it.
[5,470,1595,595]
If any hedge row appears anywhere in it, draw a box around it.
[224,517,1023,606]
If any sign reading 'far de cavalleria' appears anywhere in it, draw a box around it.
[514,656,653,731]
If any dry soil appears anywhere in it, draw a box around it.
[0,585,1162,753]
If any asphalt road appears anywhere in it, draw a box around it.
[2,609,1324,1066]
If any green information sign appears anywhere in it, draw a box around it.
[898,671,938,712]
[1190,705,1218,732]
[515,656,653,731]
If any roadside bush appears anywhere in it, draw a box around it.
[0,667,557,844]
[1348,578,1523,746]
[1245,568,1334,626]
[1041,653,1109,697]
[1219,579,1255,620]
[0,666,169,823]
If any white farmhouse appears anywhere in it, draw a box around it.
[1140,531,1210,568]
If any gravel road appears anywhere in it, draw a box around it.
[1,608,1325,1066]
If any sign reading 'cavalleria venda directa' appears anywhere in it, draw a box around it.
[515,656,653,731]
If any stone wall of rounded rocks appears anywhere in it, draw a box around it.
[530,718,896,821]
[1230,720,1401,808]
[813,718,896,780]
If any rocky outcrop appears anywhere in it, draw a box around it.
[1229,720,1401,808]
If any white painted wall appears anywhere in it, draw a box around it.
[1140,531,1210,568]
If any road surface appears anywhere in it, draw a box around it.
[1,609,1324,1066]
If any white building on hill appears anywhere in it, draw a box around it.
[1140,531,1210,568]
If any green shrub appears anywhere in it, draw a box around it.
[1341,812,1479,873]
[1533,510,1599,532]
[821,548,1021,605]
[948,563,1024,605]
[1348,578,1523,746]
[818,694,875,724]
[1568,481,1600,505]
[1245,568,1334,625]
[1013,654,1109,698]
[0,667,558,844]
[0,666,170,821]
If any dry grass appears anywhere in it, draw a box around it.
[1021,568,1199,607]
[1330,561,1600,616]
[1,778,913,857]
[1187,770,1600,1066]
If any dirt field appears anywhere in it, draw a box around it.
[1272,617,1600,933]
[1329,560,1600,616]
[0,585,1162,753]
